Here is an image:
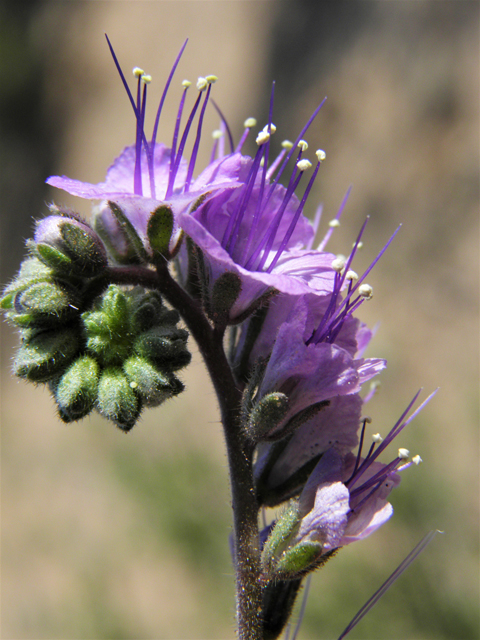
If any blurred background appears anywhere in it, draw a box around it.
[1,1,478,638]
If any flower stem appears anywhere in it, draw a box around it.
[154,262,263,640]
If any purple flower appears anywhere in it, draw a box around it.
[261,391,434,580]
[253,297,385,439]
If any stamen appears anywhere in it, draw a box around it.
[235,117,257,152]
[256,130,271,145]
[266,156,322,273]
[296,159,312,171]
[133,67,145,77]
[316,149,326,162]
[317,185,352,252]
[166,81,190,198]
[297,139,308,151]
[345,270,359,282]
[412,454,423,465]
[211,99,234,154]
[372,433,383,443]
[185,80,215,191]
[398,448,410,459]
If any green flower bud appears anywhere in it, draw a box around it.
[123,355,184,407]
[82,285,134,366]
[11,280,80,328]
[53,355,100,422]
[34,215,107,277]
[96,367,140,431]
[93,201,149,265]
[14,327,80,382]
[134,326,191,372]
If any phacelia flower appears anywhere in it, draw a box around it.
[261,391,433,580]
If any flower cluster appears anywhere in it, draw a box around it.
[2,37,432,638]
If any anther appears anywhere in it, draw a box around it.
[331,256,345,273]
[398,448,410,459]
[141,74,152,84]
[297,140,308,151]
[206,75,218,84]
[182,80,192,88]
[256,130,270,145]
[372,433,383,443]
[359,284,373,299]
[133,67,145,77]
[282,140,293,149]
[345,269,359,282]
[316,149,326,162]
[296,159,312,172]
[244,117,257,128]
[353,241,364,250]
[412,454,423,465]
[329,219,341,228]
[212,129,223,140]
[262,123,277,134]
[196,77,208,91]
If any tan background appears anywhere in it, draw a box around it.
[1,1,478,639]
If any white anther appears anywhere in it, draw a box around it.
[359,284,373,299]
[196,77,208,91]
[363,416,372,424]
[182,79,192,88]
[260,157,265,167]
[398,448,410,459]
[141,74,152,84]
[372,433,383,443]
[370,380,381,391]
[282,140,293,149]
[331,257,345,273]
[296,159,312,172]
[129,381,138,389]
[345,270,359,282]
[212,129,223,140]
[329,219,341,228]
[256,130,270,145]
[244,117,257,128]
[316,149,326,162]
[133,67,145,78]
[353,241,363,250]
[412,454,423,465]
[262,123,277,134]
[206,75,218,84]
[297,140,308,151]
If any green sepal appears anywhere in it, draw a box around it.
[208,271,242,326]
[96,367,140,431]
[134,326,191,372]
[245,392,289,442]
[35,243,74,273]
[147,205,174,259]
[123,355,184,407]
[107,201,149,263]
[14,327,80,382]
[261,502,300,575]
[53,355,100,421]
[273,540,323,580]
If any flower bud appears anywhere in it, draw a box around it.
[123,355,184,407]
[14,327,80,382]
[11,280,80,328]
[96,367,140,431]
[208,272,242,326]
[34,215,107,277]
[134,326,191,372]
[53,355,100,421]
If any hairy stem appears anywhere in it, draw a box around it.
[154,261,263,640]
